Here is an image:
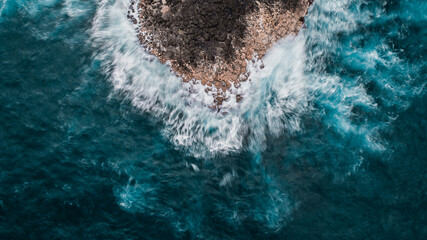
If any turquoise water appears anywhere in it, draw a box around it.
[0,0,426,239]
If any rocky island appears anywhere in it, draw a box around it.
[128,0,313,108]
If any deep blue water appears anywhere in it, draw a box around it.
[0,0,426,239]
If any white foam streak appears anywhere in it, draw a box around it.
[90,0,311,157]
[91,0,389,157]
[0,0,7,17]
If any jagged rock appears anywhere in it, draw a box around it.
[132,0,313,108]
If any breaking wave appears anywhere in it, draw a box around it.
[90,0,421,158]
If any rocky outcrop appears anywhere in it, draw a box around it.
[128,0,313,108]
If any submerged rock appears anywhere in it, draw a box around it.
[130,0,313,108]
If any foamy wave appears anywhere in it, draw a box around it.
[90,0,398,158]
[90,0,312,157]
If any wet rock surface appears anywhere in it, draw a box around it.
[129,0,313,108]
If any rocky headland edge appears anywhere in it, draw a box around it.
[128,0,313,109]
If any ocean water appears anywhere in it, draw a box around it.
[0,0,426,239]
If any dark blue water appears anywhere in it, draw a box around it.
[0,0,426,239]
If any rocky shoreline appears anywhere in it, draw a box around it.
[128,0,313,108]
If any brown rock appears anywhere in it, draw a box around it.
[134,0,312,108]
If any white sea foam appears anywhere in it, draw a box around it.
[91,0,391,158]
[63,0,91,18]
[0,0,7,17]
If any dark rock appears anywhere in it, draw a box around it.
[134,0,312,107]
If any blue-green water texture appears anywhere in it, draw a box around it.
[0,0,426,239]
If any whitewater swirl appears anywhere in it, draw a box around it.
[90,0,422,159]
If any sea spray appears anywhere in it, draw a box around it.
[90,0,402,159]
[91,0,312,157]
